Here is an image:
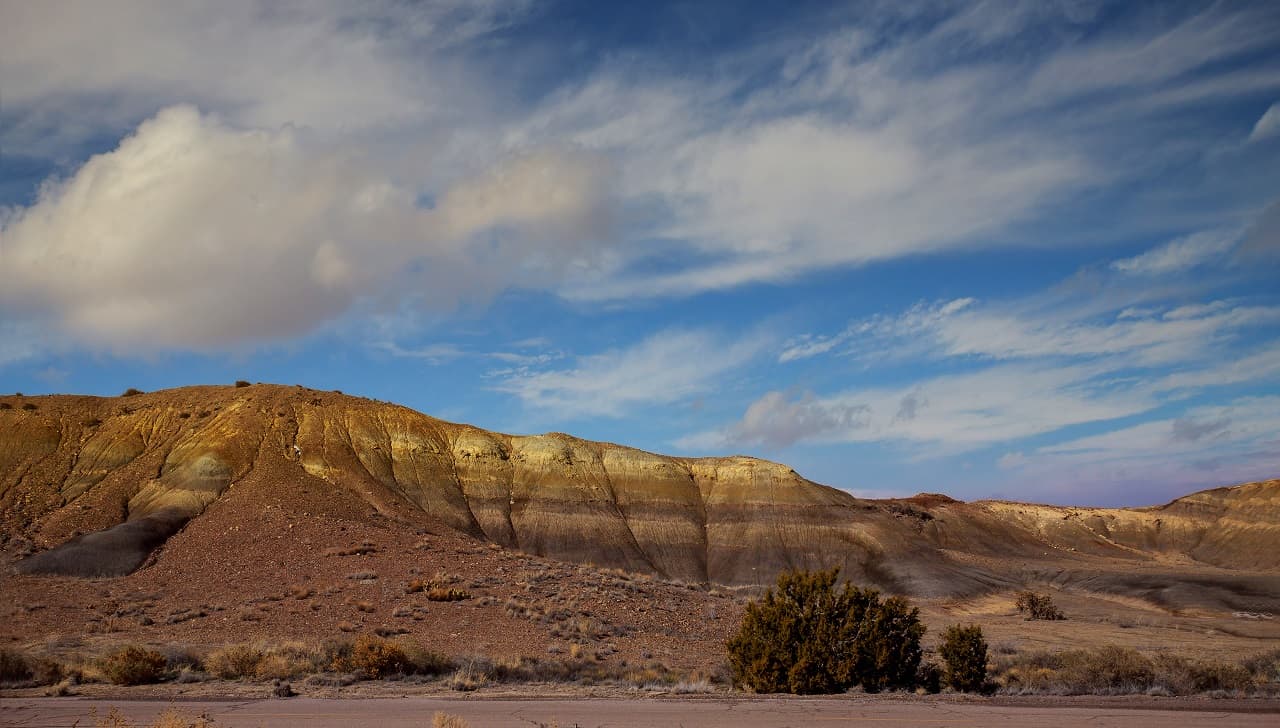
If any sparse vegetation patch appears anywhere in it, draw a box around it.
[1015,590,1065,620]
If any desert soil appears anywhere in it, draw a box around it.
[3,695,1280,728]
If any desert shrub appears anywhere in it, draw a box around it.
[404,645,454,676]
[101,645,167,685]
[0,648,32,682]
[997,646,1259,696]
[938,624,989,693]
[349,635,408,679]
[1152,655,1254,693]
[915,661,942,694]
[0,402,11,410]
[433,712,471,728]
[1060,646,1153,693]
[998,646,1151,694]
[204,644,265,679]
[121,388,144,397]
[1242,648,1280,683]
[93,707,217,728]
[234,380,251,388]
[425,587,471,602]
[159,645,201,671]
[31,657,66,685]
[726,568,925,694]
[1015,591,1064,620]
[449,662,488,691]
[21,402,37,410]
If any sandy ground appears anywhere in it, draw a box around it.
[3,696,1279,728]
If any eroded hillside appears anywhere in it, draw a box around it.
[1,385,1277,612]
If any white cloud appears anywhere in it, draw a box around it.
[997,452,1027,470]
[791,291,1280,371]
[1110,230,1238,275]
[729,391,868,449]
[0,1,520,148]
[3,2,1279,360]
[1002,397,1280,500]
[493,329,768,419]
[0,106,611,351]
[1153,342,1280,393]
[1249,101,1280,142]
[688,361,1152,455]
[1027,4,1280,102]
[703,256,1280,454]
[372,341,466,364]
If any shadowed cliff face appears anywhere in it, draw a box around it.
[1,385,1277,602]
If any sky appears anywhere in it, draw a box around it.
[2,1,1279,507]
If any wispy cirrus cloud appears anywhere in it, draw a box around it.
[690,226,1280,461]
[997,396,1280,503]
[1249,102,1280,142]
[1110,230,1238,275]
[492,328,769,420]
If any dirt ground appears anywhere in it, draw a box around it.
[3,694,1279,728]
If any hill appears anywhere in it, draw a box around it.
[1,384,1277,664]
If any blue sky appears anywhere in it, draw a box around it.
[2,1,1279,506]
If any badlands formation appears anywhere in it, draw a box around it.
[1,383,1277,662]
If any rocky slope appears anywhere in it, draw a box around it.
[1,385,1277,613]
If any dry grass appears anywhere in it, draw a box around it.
[425,586,472,602]
[203,644,265,680]
[100,646,166,686]
[432,713,471,728]
[448,662,488,691]
[995,645,1269,696]
[93,707,216,728]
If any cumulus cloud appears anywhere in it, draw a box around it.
[0,106,611,351]
[493,329,768,419]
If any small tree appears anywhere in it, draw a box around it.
[1015,591,1065,620]
[726,569,925,694]
[939,624,988,692]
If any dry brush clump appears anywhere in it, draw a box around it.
[995,645,1268,696]
[204,642,330,680]
[100,646,167,686]
[406,572,472,602]
[1014,590,1065,620]
[1,647,68,687]
[432,714,471,728]
[92,707,217,728]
